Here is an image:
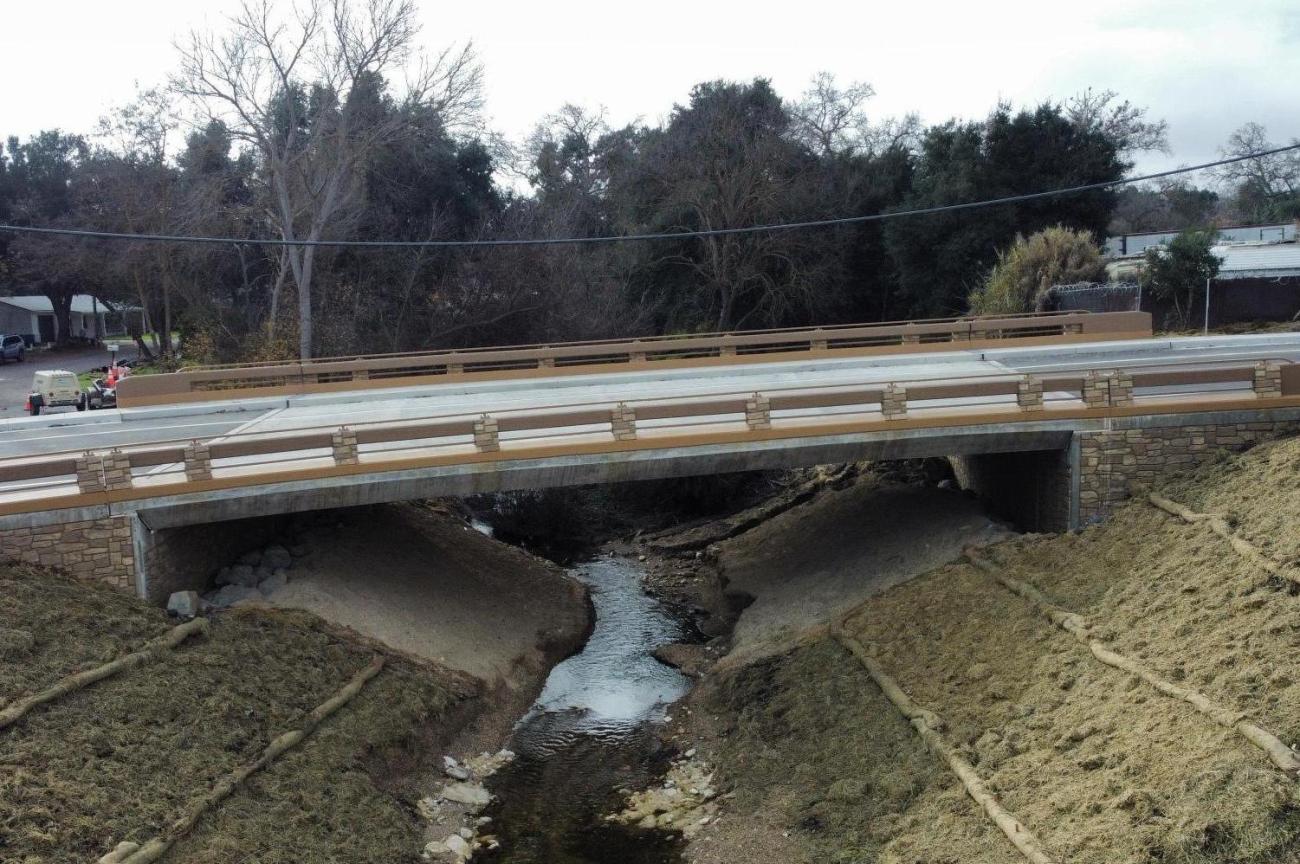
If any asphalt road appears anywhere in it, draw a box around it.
[0,346,147,419]
[2,332,1299,463]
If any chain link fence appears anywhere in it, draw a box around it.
[1046,282,1141,314]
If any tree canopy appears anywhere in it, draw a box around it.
[0,3,1215,359]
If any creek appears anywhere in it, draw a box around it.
[475,554,692,863]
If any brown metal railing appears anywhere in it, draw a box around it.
[2,356,1293,518]
[114,310,1153,407]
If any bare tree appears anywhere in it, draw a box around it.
[94,89,184,355]
[788,72,920,158]
[173,0,483,358]
[1214,122,1299,198]
[788,72,875,157]
[1065,88,1169,156]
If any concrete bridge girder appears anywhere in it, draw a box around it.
[5,406,1300,603]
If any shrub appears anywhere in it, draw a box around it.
[970,226,1106,315]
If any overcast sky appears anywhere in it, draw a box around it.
[2,0,1296,182]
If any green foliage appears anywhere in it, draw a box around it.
[1139,229,1223,329]
[884,102,1123,317]
[969,225,1106,315]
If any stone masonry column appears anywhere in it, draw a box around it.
[745,393,771,430]
[1254,361,1283,397]
[881,384,907,419]
[331,428,359,466]
[473,415,500,452]
[183,442,213,482]
[1017,376,1044,411]
[611,403,637,441]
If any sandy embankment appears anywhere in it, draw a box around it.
[265,502,590,693]
[715,477,1010,660]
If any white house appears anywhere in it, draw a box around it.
[0,295,143,344]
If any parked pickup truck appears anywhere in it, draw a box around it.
[26,370,86,416]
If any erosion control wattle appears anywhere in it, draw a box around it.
[966,552,1300,776]
[831,622,1060,864]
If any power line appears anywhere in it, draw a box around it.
[1,143,1296,249]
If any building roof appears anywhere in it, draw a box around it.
[1212,243,1300,280]
[1106,222,1297,257]
[0,294,131,314]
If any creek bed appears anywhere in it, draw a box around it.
[475,555,691,863]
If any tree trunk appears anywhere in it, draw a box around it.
[268,247,289,336]
[162,282,173,358]
[49,291,74,347]
[297,245,316,359]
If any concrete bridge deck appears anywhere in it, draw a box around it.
[1,330,1298,522]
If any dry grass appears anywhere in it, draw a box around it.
[0,563,476,864]
[707,639,1017,864]
[699,434,1300,864]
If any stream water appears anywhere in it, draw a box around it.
[475,555,692,864]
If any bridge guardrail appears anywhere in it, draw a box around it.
[115,310,1152,407]
[2,356,1293,519]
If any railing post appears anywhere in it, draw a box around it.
[352,369,369,382]
[745,393,771,430]
[75,451,106,494]
[183,441,213,482]
[629,340,647,363]
[331,427,359,466]
[473,414,500,452]
[103,450,133,491]
[881,384,907,419]
[1017,376,1044,411]
[611,402,637,440]
[1253,361,1283,398]
[1082,372,1111,409]
[446,363,464,375]
[538,357,555,369]
[810,329,828,351]
[1109,371,1134,407]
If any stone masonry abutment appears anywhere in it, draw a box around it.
[953,409,1300,532]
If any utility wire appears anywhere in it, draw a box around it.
[0,143,1296,249]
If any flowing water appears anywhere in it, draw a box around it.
[475,555,692,863]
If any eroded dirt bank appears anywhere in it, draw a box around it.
[644,444,1300,864]
[0,503,590,863]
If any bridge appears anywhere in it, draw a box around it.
[3,309,1300,601]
